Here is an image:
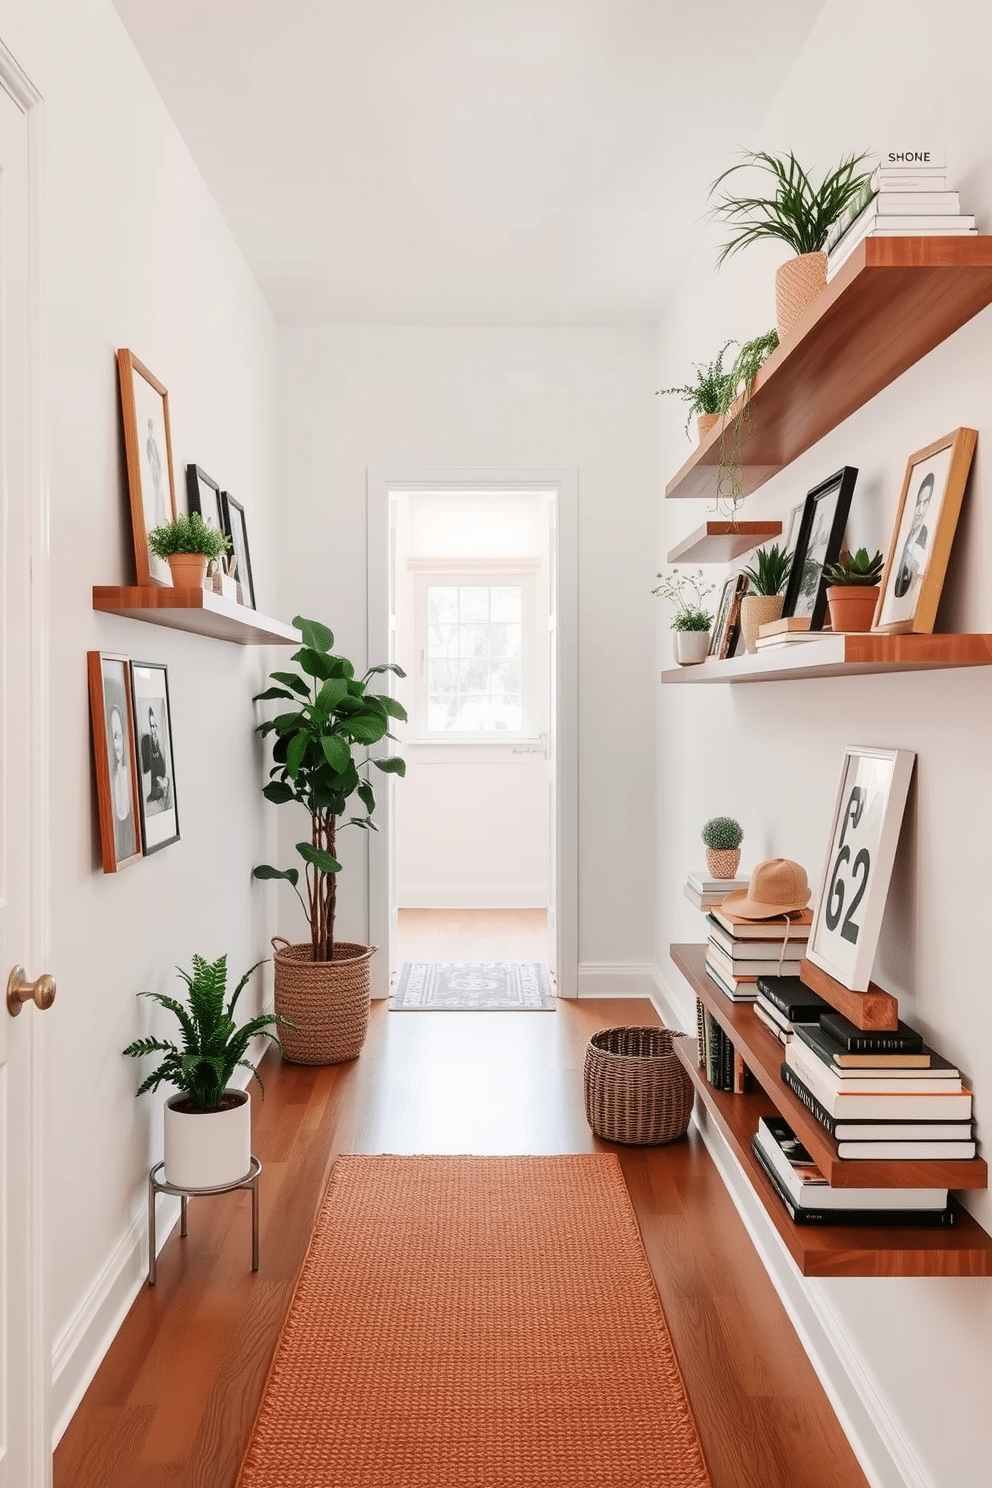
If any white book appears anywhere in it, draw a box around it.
[755,632,831,649]
[686,871,749,895]
[832,200,974,257]
[754,1002,790,1045]
[833,1122,974,1141]
[875,172,948,191]
[755,1120,947,1209]
[786,1041,962,1095]
[870,191,960,213]
[786,1047,973,1120]
[837,1140,977,1159]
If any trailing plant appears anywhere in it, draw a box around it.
[823,547,885,586]
[709,150,873,263]
[652,568,715,632]
[714,328,780,512]
[743,542,792,597]
[147,511,232,561]
[253,616,406,961]
[656,340,736,436]
[701,816,743,851]
[122,954,289,1110]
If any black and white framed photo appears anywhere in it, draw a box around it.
[781,467,858,629]
[807,746,916,992]
[185,463,226,534]
[87,652,143,874]
[707,571,748,660]
[116,349,178,587]
[130,661,180,854]
[222,492,256,608]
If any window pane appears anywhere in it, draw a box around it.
[488,623,520,659]
[427,586,458,623]
[427,659,458,693]
[422,580,528,735]
[428,695,457,731]
[428,623,458,656]
[491,657,521,694]
[490,586,522,622]
[459,586,489,622]
[458,658,489,693]
[459,623,489,658]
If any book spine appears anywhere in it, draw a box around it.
[695,997,705,1070]
[751,1139,955,1226]
[820,1014,922,1054]
[722,1033,734,1092]
[780,1062,838,1135]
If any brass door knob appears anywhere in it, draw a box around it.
[6,965,56,1017]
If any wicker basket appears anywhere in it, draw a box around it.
[271,938,376,1065]
[584,1026,694,1145]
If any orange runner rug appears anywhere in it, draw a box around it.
[236,1154,711,1488]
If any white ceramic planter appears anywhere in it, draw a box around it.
[674,630,711,666]
[163,1089,251,1189]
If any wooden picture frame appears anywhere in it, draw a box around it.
[130,661,181,855]
[222,492,256,609]
[116,350,178,587]
[185,463,226,535]
[806,746,916,992]
[781,467,858,630]
[873,428,977,634]
[87,652,143,873]
[707,572,748,660]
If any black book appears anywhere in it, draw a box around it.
[795,1022,952,1076]
[780,1061,839,1135]
[722,1032,734,1092]
[751,1136,955,1226]
[819,1011,924,1054]
[756,975,830,1022]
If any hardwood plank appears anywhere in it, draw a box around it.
[666,520,782,564]
[660,632,992,684]
[92,586,298,645]
[799,956,899,1030]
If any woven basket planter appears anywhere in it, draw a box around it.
[272,938,376,1065]
[584,1026,694,1145]
[775,251,827,341]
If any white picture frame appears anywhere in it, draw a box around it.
[806,746,916,992]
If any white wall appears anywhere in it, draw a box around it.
[655,3,992,1484]
[0,0,281,1438]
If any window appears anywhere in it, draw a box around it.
[415,572,535,739]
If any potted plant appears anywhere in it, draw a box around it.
[147,511,231,590]
[701,816,744,880]
[714,329,779,512]
[652,568,715,665]
[657,340,735,444]
[740,543,792,653]
[252,616,406,1064]
[823,547,885,632]
[122,953,288,1188]
[709,149,872,340]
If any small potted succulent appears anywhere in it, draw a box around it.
[656,340,736,444]
[701,817,744,880]
[147,511,231,590]
[740,543,793,653]
[823,547,885,632]
[652,568,716,665]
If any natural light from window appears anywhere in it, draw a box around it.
[426,582,523,733]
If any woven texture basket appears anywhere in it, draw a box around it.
[272,938,376,1066]
[584,1026,694,1146]
[774,250,827,341]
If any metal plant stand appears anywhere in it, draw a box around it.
[147,1156,262,1285]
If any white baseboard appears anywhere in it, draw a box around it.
[397,885,548,909]
[650,962,926,1488]
[575,962,659,998]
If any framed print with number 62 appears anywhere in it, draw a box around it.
[807,746,916,992]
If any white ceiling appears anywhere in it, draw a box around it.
[112,1,825,326]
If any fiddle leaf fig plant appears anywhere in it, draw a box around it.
[253,617,406,961]
[823,548,885,586]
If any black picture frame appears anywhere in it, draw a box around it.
[222,492,256,609]
[707,572,748,660]
[185,463,226,534]
[129,661,180,855]
[781,466,858,629]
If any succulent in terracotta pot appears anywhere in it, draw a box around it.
[823,547,884,632]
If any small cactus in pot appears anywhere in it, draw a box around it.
[702,815,744,880]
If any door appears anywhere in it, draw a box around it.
[0,62,50,1488]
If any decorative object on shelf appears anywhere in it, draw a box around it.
[822,548,884,632]
[720,858,811,919]
[116,349,178,587]
[781,466,858,631]
[221,492,256,609]
[806,746,916,993]
[740,542,792,652]
[185,463,226,535]
[656,339,735,442]
[583,1026,693,1145]
[210,555,239,601]
[87,652,142,874]
[714,329,780,513]
[651,567,715,665]
[147,510,232,591]
[252,616,406,1063]
[701,816,744,879]
[708,149,873,339]
[707,571,748,661]
[122,953,289,1188]
[873,427,977,635]
[129,660,180,855]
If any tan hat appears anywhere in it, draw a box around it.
[720,858,811,919]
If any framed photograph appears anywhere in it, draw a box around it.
[130,662,180,854]
[781,466,858,629]
[707,571,748,660]
[116,349,178,587]
[873,428,977,634]
[806,746,916,992]
[87,653,143,873]
[222,492,256,608]
[186,463,226,534]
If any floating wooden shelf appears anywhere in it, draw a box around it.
[665,237,992,504]
[660,632,992,684]
[670,945,987,1192]
[93,586,299,646]
[666,521,782,564]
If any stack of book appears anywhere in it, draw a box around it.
[752,1115,953,1226]
[755,618,830,652]
[695,998,749,1094]
[781,1012,976,1159]
[683,869,749,912]
[704,905,812,1002]
[754,974,830,1043]
[826,150,975,280]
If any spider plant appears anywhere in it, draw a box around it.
[743,543,792,597]
[657,340,736,436]
[709,150,873,264]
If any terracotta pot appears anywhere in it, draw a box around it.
[674,629,711,666]
[271,938,376,1065]
[706,847,741,880]
[163,1089,251,1189]
[775,251,827,341]
[696,412,720,443]
[826,584,880,633]
[167,552,209,589]
[739,594,784,654]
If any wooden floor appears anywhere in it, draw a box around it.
[394,906,549,966]
[54,995,869,1488]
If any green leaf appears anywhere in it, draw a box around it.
[296,842,342,874]
[252,686,296,703]
[357,781,376,814]
[262,780,295,805]
[321,734,352,772]
[285,729,310,779]
[268,671,311,697]
[315,677,350,715]
[253,864,300,885]
[374,694,407,721]
[346,713,387,745]
[365,662,408,679]
[373,756,406,777]
[293,616,334,652]
[293,647,336,681]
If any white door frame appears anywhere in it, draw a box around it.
[366,468,578,997]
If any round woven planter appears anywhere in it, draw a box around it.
[271,938,376,1065]
[696,412,720,443]
[775,251,827,341]
[584,1026,693,1145]
[739,593,784,654]
[705,846,741,879]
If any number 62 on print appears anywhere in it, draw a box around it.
[807,747,916,993]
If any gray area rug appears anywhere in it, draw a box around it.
[392,962,555,1011]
